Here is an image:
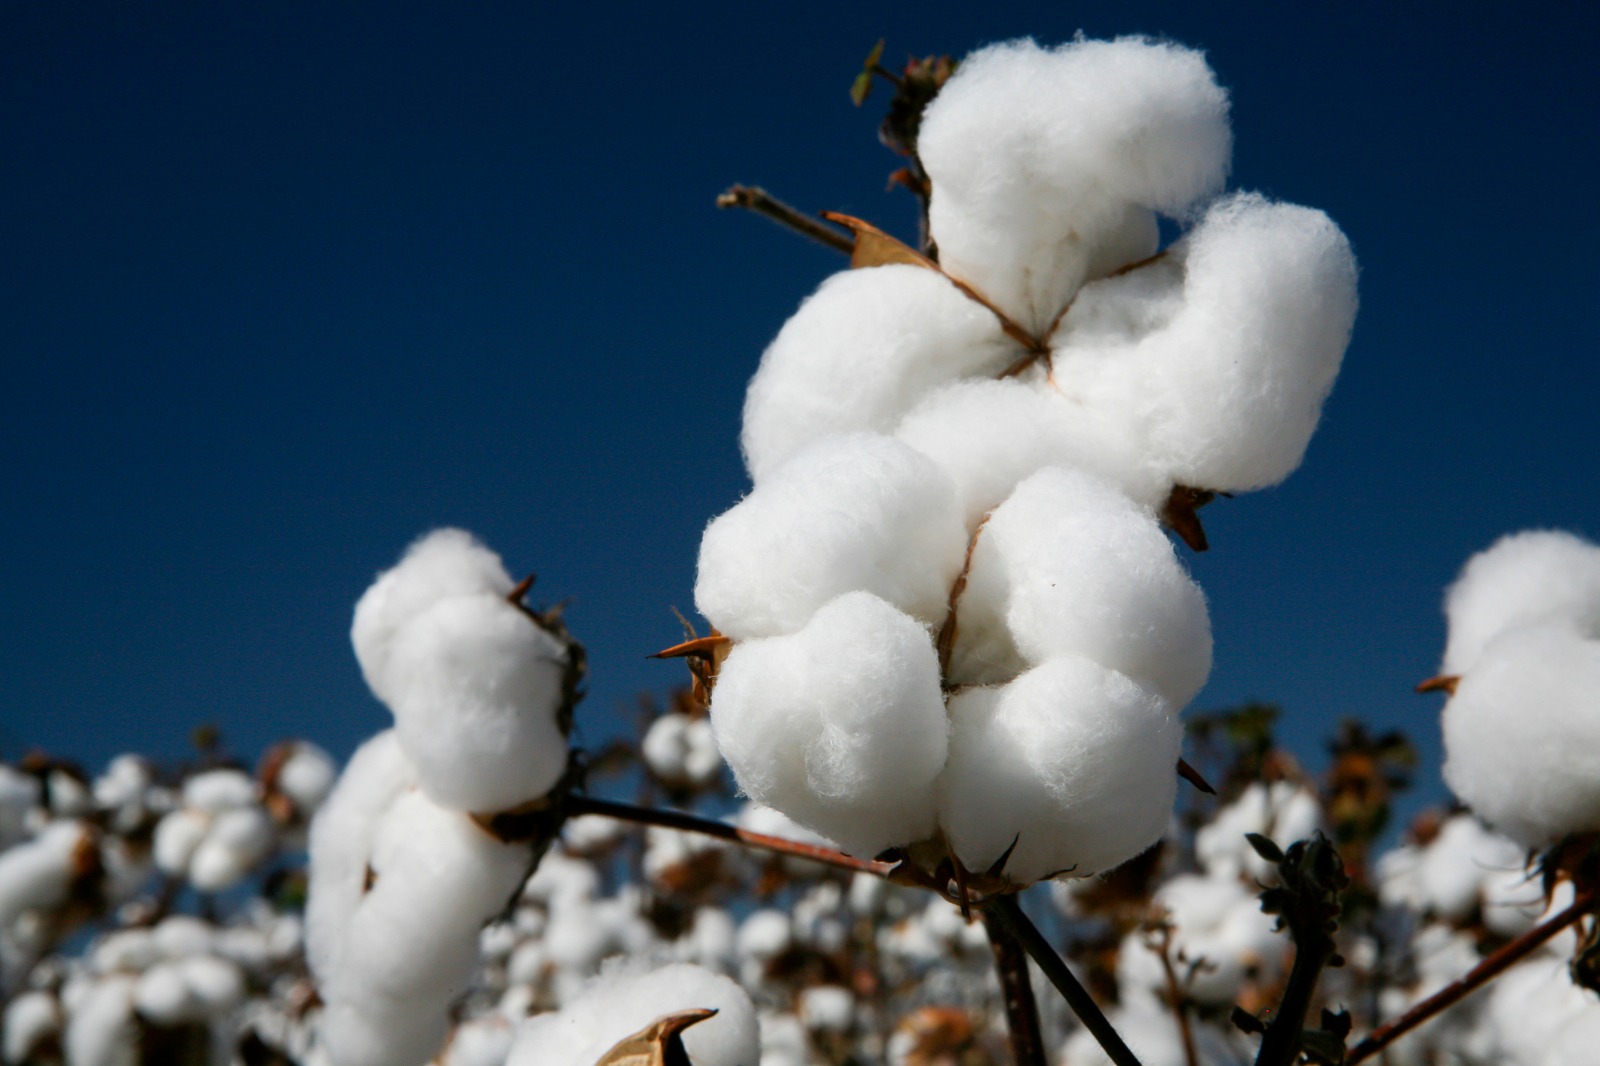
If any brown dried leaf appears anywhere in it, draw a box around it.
[820,211,937,271]
[593,1008,717,1066]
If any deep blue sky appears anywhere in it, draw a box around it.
[4,3,1596,823]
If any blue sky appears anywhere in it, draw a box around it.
[3,2,1596,825]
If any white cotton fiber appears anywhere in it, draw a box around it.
[710,591,947,858]
[1439,530,1600,676]
[696,434,968,639]
[894,379,1165,525]
[504,961,760,1066]
[741,265,1018,481]
[1195,780,1323,884]
[351,528,515,705]
[153,808,208,877]
[937,657,1180,882]
[1060,192,1356,493]
[383,592,570,812]
[0,820,87,927]
[919,37,1230,331]
[1442,625,1600,847]
[188,805,275,892]
[305,730,414,988]
[182,768,257,814]
[275,743,338,816]
[640,715,722,789]
[3,990,58,1064]
[952,467,1211,704]
[64,976,138,1066]
[1119,873,1283,1006]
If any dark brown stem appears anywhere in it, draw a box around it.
[715,184,855,255]
[982,907,1048,1066]
[987,894,1145,1066]
[936,516,989,682]
[1151,925,1200,1066]
[1346,890,1598,1064]
[1255,919,1333,1066]
[565,795,891,878]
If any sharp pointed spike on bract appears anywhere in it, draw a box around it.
[986,833,1021,878]
[1177,757,1217,795]
[649,635,732,661]
[507,573,536,603]
[1416,674,1460,695]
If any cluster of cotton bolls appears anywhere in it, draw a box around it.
[697,35,1357,886]
[306,528,581,1066]
[1425,530,1600,849]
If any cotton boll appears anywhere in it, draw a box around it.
[504,962,760,1066]
[182,769,257,814]
[189,805,276,892]
[1120,874,1284,1006]
[894,379,1165,526]
[953,467,1211,704]
[800,985,855,1034]
[351,528,515,705]
[0,767,41,848]
[305,730,415,987]
[641,715,722,789]
[1066,193,1356,493]
[1413,815,1527,922]
[320,996,450,1066]
[443,1014,516,1066]
[135,962,204,1025]
[741,265,1019,481]
[64,976,138,1066]
[920,37,1229,332]
[153,809,209,877]
[152,915,216,960]
[1439,530,1600,676]
[48,771,94,817]
[1442,625,1600,847]
[180,954,244,1013]
[938,657,1180,882]
[3,990,58,1064]
[1196,780,1324,884]
[274,743,338,817]
[0,820,88,926]
[384,593,570,812]
[697,433,967,639]
[92,929,159,973]
[709,591,948,858]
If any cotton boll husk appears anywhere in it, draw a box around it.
[1441,625,1600,847]
[504,962,760,1066]
[919,37,1229,332]
[938,657,1180,882]
[1439,530,1600,676]
[741,265,1018,481]
[384,593,569,812]
[351,528,515,705]
[189,806,276,892]
[1060,193,1356,493]
[709,591,947,858]
[696,433,967,639]
[894,379,1165,526]
[953,466,1211,704]
[305,730,415,987]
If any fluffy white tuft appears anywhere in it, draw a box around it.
[1439,530,1600,676]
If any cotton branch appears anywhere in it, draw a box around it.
[982,908,1048,1066]
[1346,889,1600,1064]
[714,184,855,255]
[564,794,892,878]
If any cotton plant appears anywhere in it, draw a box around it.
[697,35,1357,894]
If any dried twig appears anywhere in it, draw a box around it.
[715,184,855,255]
[982,907,1048,1066]
[1346,889,1599,1064]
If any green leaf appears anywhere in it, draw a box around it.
[850,39,886,106]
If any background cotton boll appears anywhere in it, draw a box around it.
[3,990,59,1064]
[134,962,204,1025]
[1126,873,1284,1006]
[305,730,413,987]
[153,808,209,877]
[64,975,138,1066]
[894,379,1163,527]
[504,961,760,1066]
[709,591,948,858]
[351,528,514,705]
[189,805,276,892]
[0,768,41,849]
[319,995,451,1066]
[182,769,257,814]
[1195,780,1324,884]
[1414,815,1527,922]
[0,820,88,926]
[955,467,1211,705]
[640,715,722,789]
[937,657,1180,883]
[274,743,338,817]
[1439,530,1600,676]
[384,594,569,812]
[695,434,967,639]
[919,38,1229,331]
[1122,193,1358,492]
[1442,625,1600,847]
[740,265,1018,481]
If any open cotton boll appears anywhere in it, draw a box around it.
[938,657,1180,882]
[153,808,209,877]
[275,743,338,816]
[920,37,1229,332]
[953,467,1211,704]
[305,730,414,987]
[384,593,569,812]
[351,528,515,705]
[894,378,1164,525]
[318,790,531,1066]
[640,715,722,789]
[741,265,1019,481]
[64,976,138,1066]
[0,820,89,926]
[1119,874,1283,1006]
[3,990,58,1064]
[1195,780,1323,884]
[183,769,257,814]
[320,997,450,1066]
[696,434,968,639]
[1439,530,1600,676]
[504,961,760,1066]
[189,805,276,892]
[1442,625,1600,847]
[1072,193,1356,493]
[0,767,41,849]
[710,591,947,858]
